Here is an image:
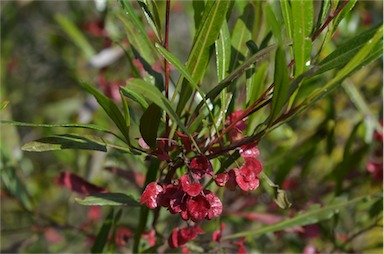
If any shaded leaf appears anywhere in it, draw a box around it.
[269,47,290,125]
[140,103,162,149]
[91,209,114,253]
[55,14,95,59]
[22,134,108,152]
[120,85,149,109]
[0,101,9,111]
[224,193,381,240]
[76,193,140,207]
[80,82,129,143]
[57,171,107,195]
[122,79,200,152]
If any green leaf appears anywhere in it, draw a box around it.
[117,0,158,65]
[21,134,108,152]
[280,0,293,41]
[215,21,231,82]
[330,0,358,36]
[55,14,95,59]
[0,120,126,143]
[260,172,291,209]
[122,79,200,152]
[223,193,381,240]
[91,209,114,253]
[140,103,162,149]
[80,82,129,143]
[0,101,9,111]
[76,193,140,206]
[316,26,383,75]
[291,0,313,77]
[269,47,290,125]
[230,3,254,70]
[176,0,231,114]
[137,0,162,41]
[1,149,33,211]
[265,4,283,45]
[120,85,149,109]
[193,43,280,115]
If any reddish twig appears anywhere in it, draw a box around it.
[312,0,350,42]
[164,0,171,136]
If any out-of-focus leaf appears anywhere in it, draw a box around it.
[260,172,291,209]
[119,91,130,129]
[57,171,107,195]
[91,209,114,253]
[230,3,254,71]
[76,193,140,206]
[0,101,9,111]
[269,47,290,125]
[80,82,130,143]
[330,0,358,36]
[21,134,108,152]
[224,193,381,240]
[291,0,313,77]
[117,0,158,65]
[55,14,95,59]
[1,149,33,211]
[176,0,231,115]
[122,79,199,151]
[0,120,127,144]
[316,26,382,75]
[140,103,162,149]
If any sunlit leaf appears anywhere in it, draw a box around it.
[291,0,313,77]
[176,0,231,115]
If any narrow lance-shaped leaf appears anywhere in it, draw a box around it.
[176,0,231,115]
[291,0,313,77]
[223,193,381,240]
[21,134,108,152]
[55,14,95,59]
[91,209,114,253]
[117,0,159,65]
[0,120,125,143]
[121,80,200,152]
[140,103,162,149]
[268,47,290,126]
[137,0,162,41]
[156,44,220,138]
[229,3,254,71]
[265,4,283,45]
[80,82,130,143]
[76,193,141,206]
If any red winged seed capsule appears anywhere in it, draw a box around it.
[189,155,213,180]
[140,182,163,209]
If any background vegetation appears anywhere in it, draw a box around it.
[1,0,382,253]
